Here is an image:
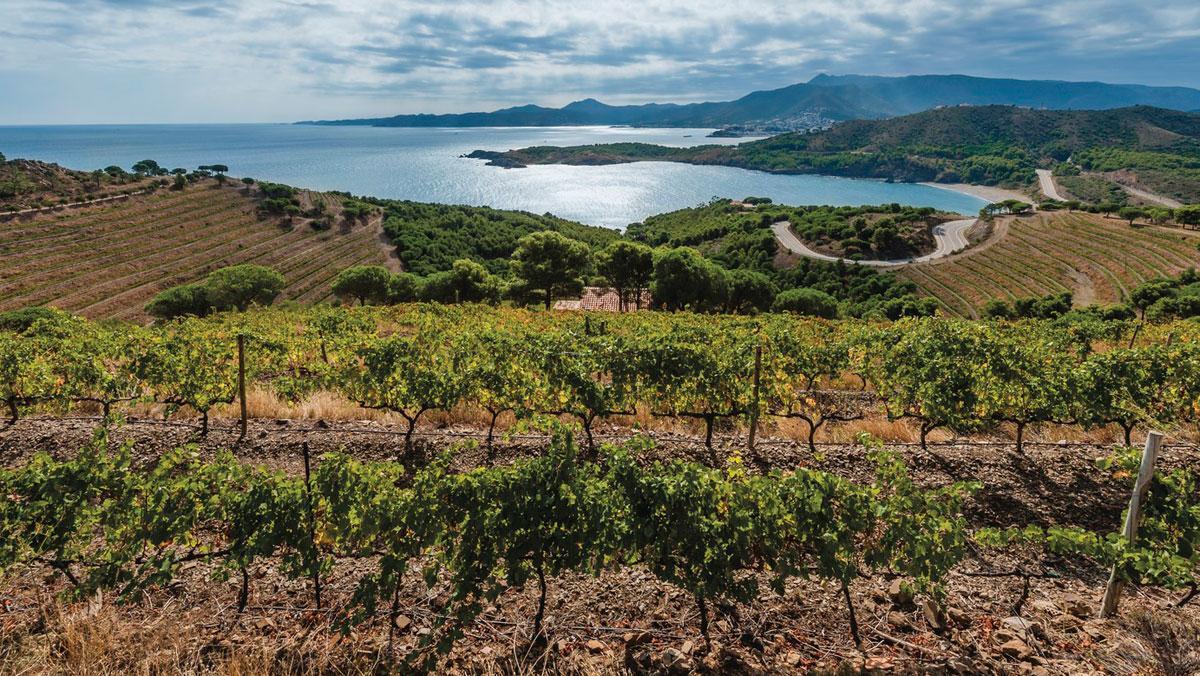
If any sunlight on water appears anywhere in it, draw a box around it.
[0,124,987,228]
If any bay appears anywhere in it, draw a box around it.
[0,124,987,229]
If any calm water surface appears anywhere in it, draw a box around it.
[0,124,986,228]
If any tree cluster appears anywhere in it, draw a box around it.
[144,264,286,320]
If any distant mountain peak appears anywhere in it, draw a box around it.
[303,74,1200,129]
[562,98,608,110]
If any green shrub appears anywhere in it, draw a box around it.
[144,284,212,320]
[0,306,74,333]
[205,265,286,312]
[772,288,839,318]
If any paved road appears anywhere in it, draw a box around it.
[1035,169,1064,201]
[771,218,977,268]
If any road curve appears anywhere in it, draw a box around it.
[771,218,977,268]
[1035,169,1064,201]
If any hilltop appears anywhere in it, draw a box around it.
[303,73,1200,133]
[365,199,619,277]
[0,156,936,320]
[0,177,399,321]
[477,105,1200,200]
[0,156,622,320]
[628,200,955,262]
[0,154,152,210]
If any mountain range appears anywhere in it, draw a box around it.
[301,74,1200,130]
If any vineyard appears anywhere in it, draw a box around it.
[0,157,153,212]
[0,181,394,321]
[3,304,1200,448]
[2,305,1200,672]
[898,211,1200,318]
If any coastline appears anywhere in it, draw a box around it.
[919,182,1032,204]
[476,147,1031,209]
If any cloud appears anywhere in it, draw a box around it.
[0,0,1198,123]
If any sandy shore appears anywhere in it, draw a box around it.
[920,182,1032,204]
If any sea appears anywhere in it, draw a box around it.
[0,124,986,229]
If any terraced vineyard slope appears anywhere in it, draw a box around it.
[0,156,152,211]
[898,211,1200,317]
[0,180,394,320]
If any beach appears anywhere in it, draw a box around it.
[920,181,1032,204]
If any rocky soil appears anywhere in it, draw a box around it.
[1,416,1198,674]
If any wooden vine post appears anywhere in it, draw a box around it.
[301,441,322,609]
[748,343,762,451]
[1099,430,1164,617]
[237,333,248,442]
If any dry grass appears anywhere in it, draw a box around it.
[0,579,617,676]
[1121,608,1200,676]
[1,614,358,676]
[110,387,1200,447]
[233,388,390,423]
[0,586,385,676]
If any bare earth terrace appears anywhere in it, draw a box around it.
[0,181,392,320]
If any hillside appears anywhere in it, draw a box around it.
[0,180,396,321]
[807,73,1200,114]
[0,155,624,319]
[615,198,1200,319]
[5,153,1196,323]
[481,106,1200,196]
[304,73,1200,133]
[628,199,951,261]
[0,154,151,211]
[897,211,1200,317]
[368,198,620,276]
[619,199,938,317]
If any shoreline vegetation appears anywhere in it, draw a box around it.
[466,105,1200,205]
[462,149,1034,205]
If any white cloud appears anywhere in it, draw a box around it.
[0,0,1197,123]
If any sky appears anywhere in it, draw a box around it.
[1,0,1199,124]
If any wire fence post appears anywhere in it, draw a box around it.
[237,333,248,442]
[301,441,322,609]
[748,343,762,451]
[1099,430,1164,618]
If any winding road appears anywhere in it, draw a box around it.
[1037,167,1183,208]
[771,218,977,267]
[1119,184,1183,208]
[1035,169,1064,201]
